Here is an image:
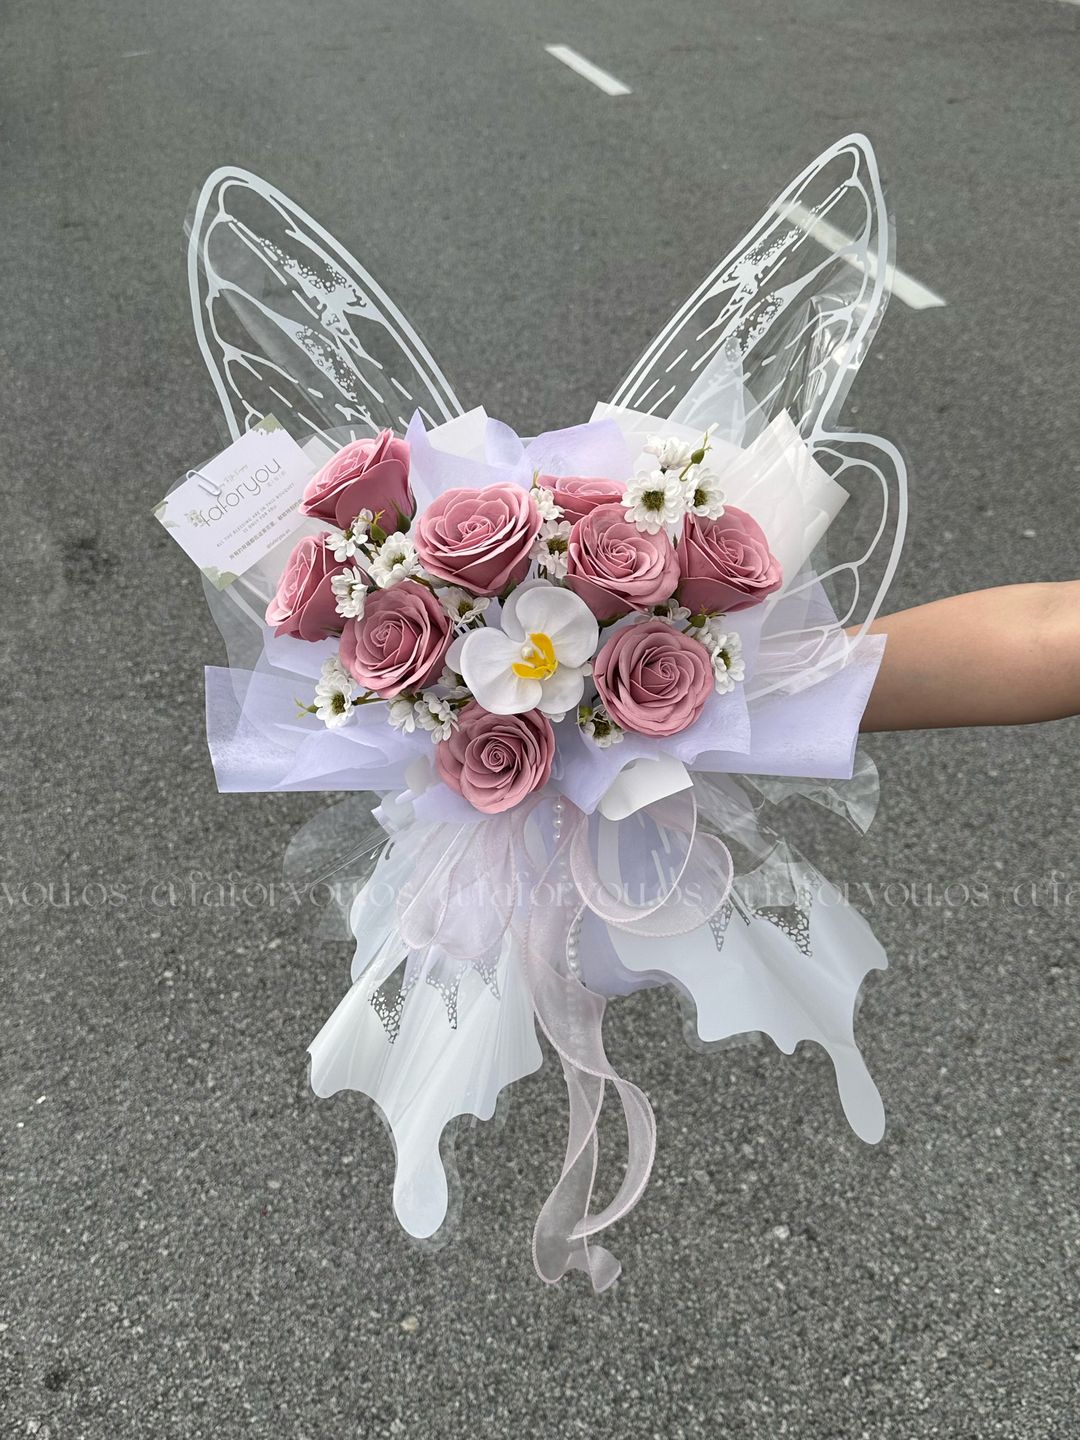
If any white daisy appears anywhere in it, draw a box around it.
[369,533,421,589]
[414,693,457,743]
[387,697,419,734]
[694,622,745,694]
[682,465,726,521]
[439,586,491,629]
[643,434,695,472]
[578,702,624,748]
[325,508,375,562]
[331,565,369,619]
[313,658,356,729]
[532,519,572,580]
[623,468,688,534]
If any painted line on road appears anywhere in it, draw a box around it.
[121,50,153,58]
[544,45,631,96]
[783,200,946,311]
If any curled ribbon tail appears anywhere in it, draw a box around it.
[523,876,657,1292]
[525,794,737,1290]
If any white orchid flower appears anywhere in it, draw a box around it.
[453,581,598,718]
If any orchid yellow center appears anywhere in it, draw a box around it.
[512,631,558,680]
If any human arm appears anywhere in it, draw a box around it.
[856,582,1080,732]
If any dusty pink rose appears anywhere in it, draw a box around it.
[301,430,413,531]
[265,535,344,641]
[678,507,782,614]
[338,579,451,697]
[565,503,680,622]
[593,620,714,738]
[538,474,626,525]
[414,484,542,596]
[435,701,554,814]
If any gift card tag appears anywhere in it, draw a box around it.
[155,416,317,588]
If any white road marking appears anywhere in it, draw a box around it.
[783,199,946,311]
[545,45,631,96]
[121,50,152,58]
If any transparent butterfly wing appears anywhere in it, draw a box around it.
[187,167,464,448]
[606,842,888,1143]
[614,134,906,639]
[736,427,908,706]
[612,133,891,441]
[308,825,544,1241]
[770,431,909,655]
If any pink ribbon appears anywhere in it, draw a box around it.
[522,793,733,1291]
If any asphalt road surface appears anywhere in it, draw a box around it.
[2,1,1079,1436]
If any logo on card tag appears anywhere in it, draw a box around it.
[155,416,316,587]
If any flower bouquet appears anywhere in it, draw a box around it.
[178,134,907,1289]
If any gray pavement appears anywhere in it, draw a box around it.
[2,0,1079,1435]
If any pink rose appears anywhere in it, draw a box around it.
[414,484,542,596]
[565,503,680,622]
[435,702,554,814]
[678,507,782,614]
[301,430,413,531]
[265,535,344,641]
[338,579,451,697]
[538,474,626,525]
[593,620,714,738]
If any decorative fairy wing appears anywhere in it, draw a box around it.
[611,133,891,443]
[773,431,909,638]
[187,168,464,447]
[607,842,887,1143]
[306,817,545,1239]
[613,134,907,637]
[309,940,543,1239]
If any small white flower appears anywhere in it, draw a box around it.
[439,586,491,629]
[693,622,745,694]
[370,534,421,589]
[315,656,352,691]
[717,632,746,683]
[532,483,563,523]
[652,598,692,626]
[532,519,572,579]
[643,434,695,472]
[324,527,353,563]
[682,465,726,520]
[436,668,471,701]
[578,702,624,748]
[388,697,418,733]
[331,565,369,619]
[415,693,457,743]
[696,614,730,650]
[313,658,356,729]
[325,509,375,562]
[623,468,688,534]
[452,580,598,718]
